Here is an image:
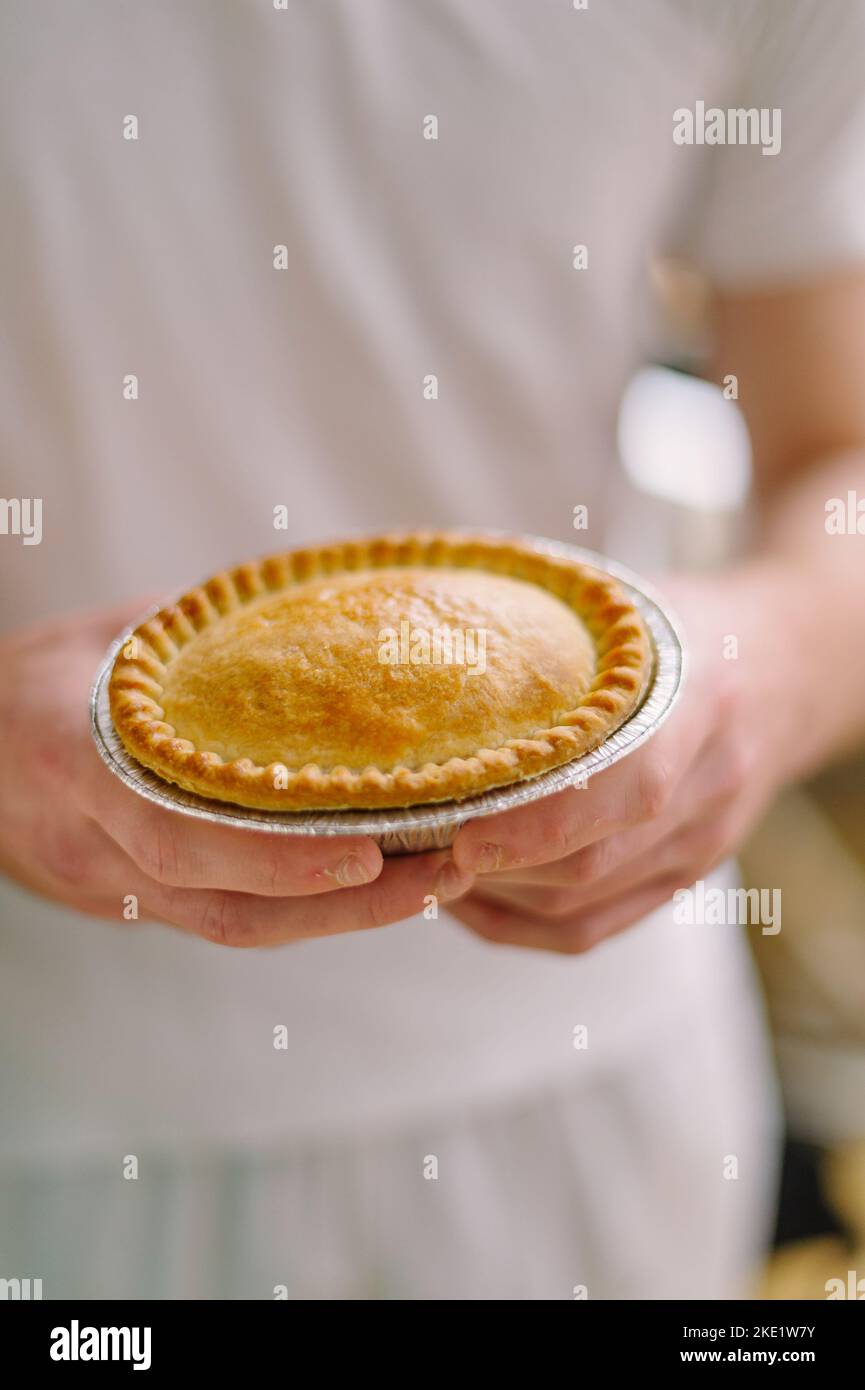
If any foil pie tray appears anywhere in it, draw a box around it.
[90,539,686,855]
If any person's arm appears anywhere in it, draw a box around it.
[448,270,865,953]
[714,270,865,774]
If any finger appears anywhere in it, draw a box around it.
[473,805,730,917]
[453,661,745,878]
[22,818,474,947]
[451,684,709,874]
[79,754,384,896]
[140,849,475,948]
[449,873,683,955]
[481,720,745,892]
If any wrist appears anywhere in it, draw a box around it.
[661,558,820,788]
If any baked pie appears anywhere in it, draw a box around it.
[109,532,653,811]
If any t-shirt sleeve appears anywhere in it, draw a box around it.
[670,0,865,290]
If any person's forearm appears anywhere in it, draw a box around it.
[758,448,865,771]
[669,449,865,789]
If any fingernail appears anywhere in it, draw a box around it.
[329,853,374,888]
[434,859,472,902]
[474,842,504,873]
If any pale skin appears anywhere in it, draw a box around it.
[2,273,864,950]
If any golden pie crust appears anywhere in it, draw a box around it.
[109,532,653,811]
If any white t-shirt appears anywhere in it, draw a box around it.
[2,0,864,1162]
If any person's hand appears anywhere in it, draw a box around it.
[0,604,474,946]
[448,562,808,954]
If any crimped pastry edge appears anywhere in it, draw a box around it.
[108,531,654,810]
